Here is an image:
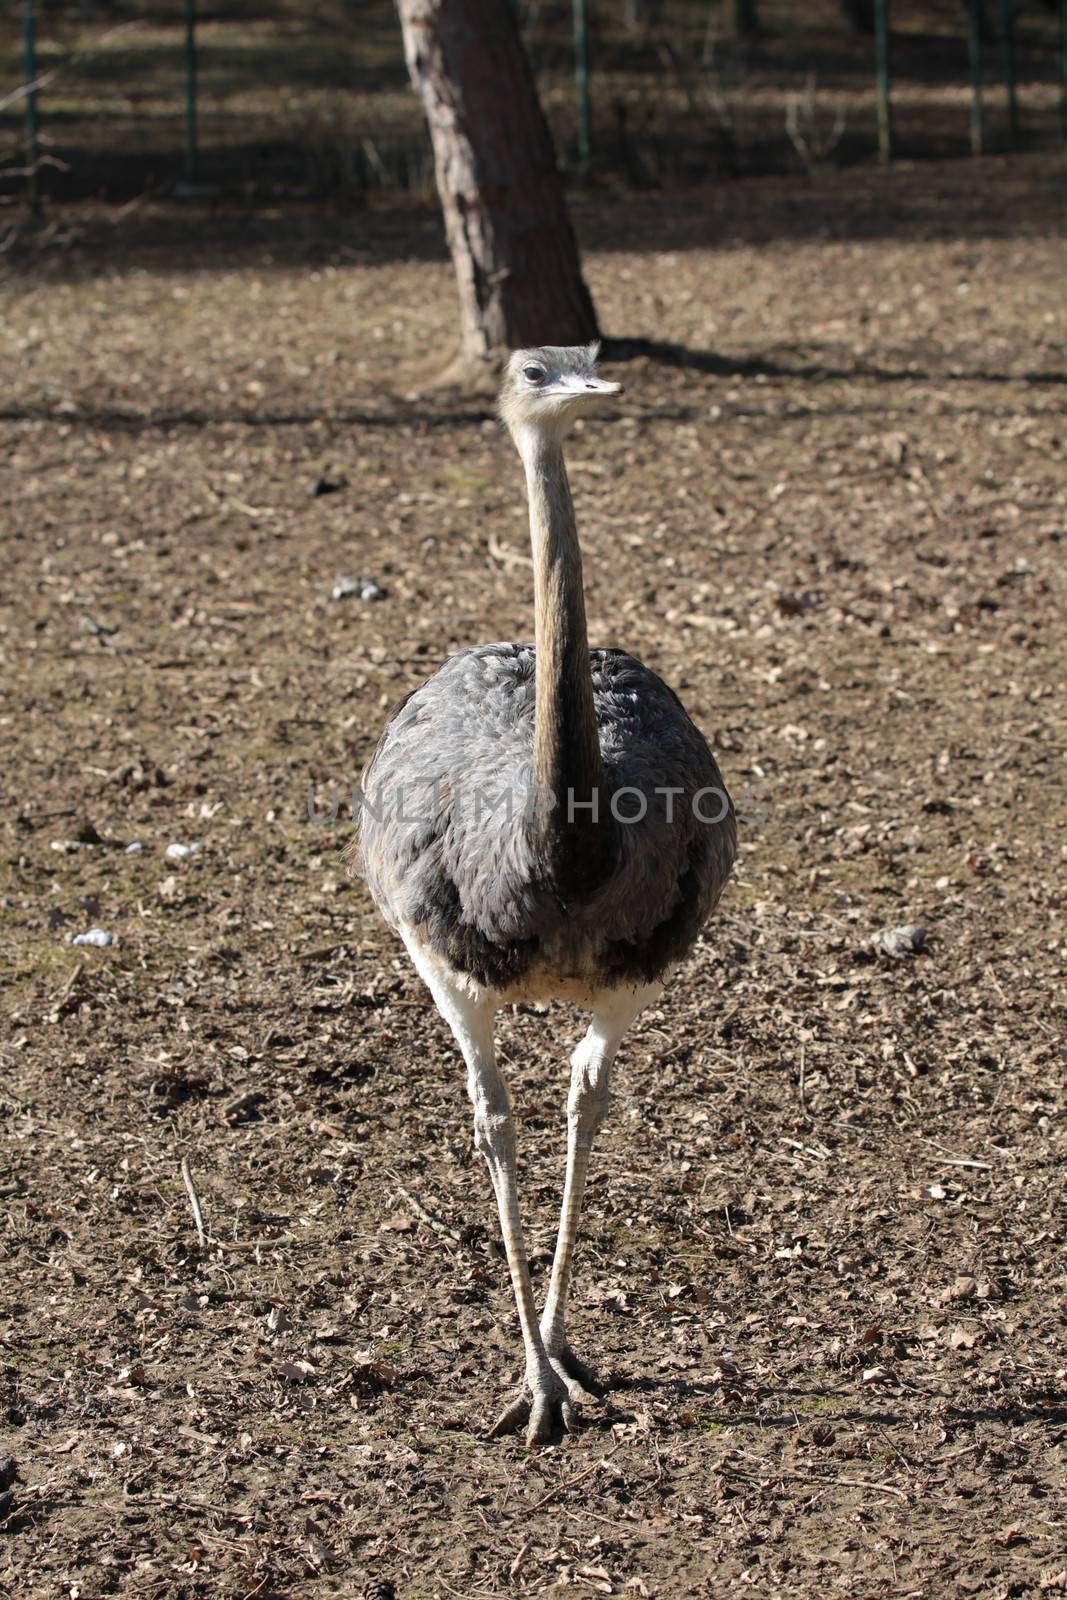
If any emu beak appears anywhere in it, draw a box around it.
[564,375,622,400]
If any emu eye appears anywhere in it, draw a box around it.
[522,363,547,384]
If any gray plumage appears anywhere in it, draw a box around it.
[358,642,735,996]
[350,345,736,1449]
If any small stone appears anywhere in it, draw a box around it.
[165,842,201,862]
[868,923,927,959]
[309,473,346,497]
[125,841,144,854]
[882,431,908,466]
[78,614,116,638]
[72,928,113,948]
[330,575,385,602]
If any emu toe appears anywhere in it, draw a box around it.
[488,1371,576,1448]
[547,1342,608,1402]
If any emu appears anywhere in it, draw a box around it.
[354,345,736,1447]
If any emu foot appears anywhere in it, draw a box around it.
[546,1342,608,1403]
[487,1369,576,1449]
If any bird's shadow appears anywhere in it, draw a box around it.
[594,1373,1067,1432]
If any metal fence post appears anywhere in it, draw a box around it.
[21,0,39,209]
[967,0,984,155]
[999,0,1018,148]
[573,0,591,167]
[184,0,198,183]
[1059,0,1067,145]
[874,0,892,164]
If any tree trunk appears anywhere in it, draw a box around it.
[396,0,599,372]
[723,0,760,37]
[840,0,875,32]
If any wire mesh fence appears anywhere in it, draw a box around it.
[2,0,1065,208]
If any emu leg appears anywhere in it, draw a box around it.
[401,934,572,1448]
[540,984,662,1400]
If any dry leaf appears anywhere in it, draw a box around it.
[275,1358,316,1383]
[380,1213,416,1234]
[577,1566,613,1593]
[941,1276,977,1303]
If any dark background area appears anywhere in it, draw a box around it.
[2,0,1065,208]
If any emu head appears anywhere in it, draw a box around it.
[499,344,622,445]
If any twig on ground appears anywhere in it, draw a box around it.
[797,1040,812,1122]
[526,1445,621,1514]
[221,1089,267,1124]
[819,1475,908,1503]
[723,1452,908,1502]
[180,1156,207,1249]
[388,1175,462,1244]
[59,962,84,1000]
[509,1539,532,1579]
[213,1235,298,1253]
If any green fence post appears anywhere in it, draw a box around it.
[999,0,1018,148]
[874,0,892,164]
[184,0,198,183]
[573,0,591,167]
[967,0,984,155]
[21,0,39,210]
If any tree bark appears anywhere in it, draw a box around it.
[723,0,760,37]
[396,0,599,372]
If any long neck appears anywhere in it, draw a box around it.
[520,432,602,862]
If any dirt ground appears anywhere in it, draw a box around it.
[1,155,1066,1598]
